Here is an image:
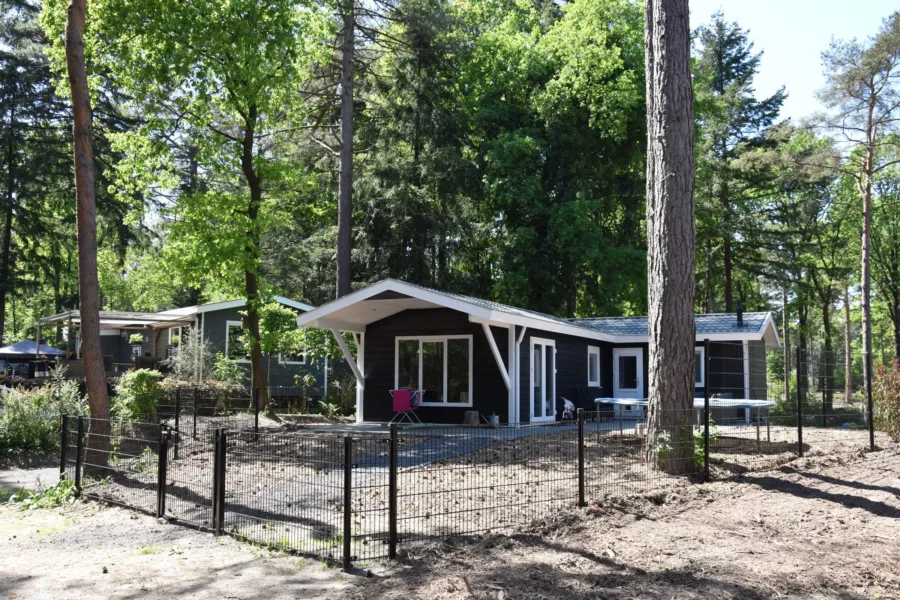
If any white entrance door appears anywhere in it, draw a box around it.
[530,338,556,422]
[613,348,643,398]
[613,347,643,419]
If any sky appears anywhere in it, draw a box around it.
[689,0,898,121]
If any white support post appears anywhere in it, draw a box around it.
[356,332,365,423]
[481,322,510,390]
[508,326,516,424]
[515,326,528,425]
[331,329,364,386]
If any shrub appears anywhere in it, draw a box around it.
[113,369,164,420]
[0,379,87,455]
[873,361,900,442]
[212,352,246,387]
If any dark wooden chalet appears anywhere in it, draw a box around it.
[296,280,781,424]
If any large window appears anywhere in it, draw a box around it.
[395,336,472,406]
[695,347,705,387]
[226,320,250,362]
[587,346,601,387]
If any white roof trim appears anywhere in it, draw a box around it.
[159,296,314,316]
[295,279,780,347]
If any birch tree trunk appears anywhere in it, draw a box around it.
[336,0,354,298]
[64,0,110,461]
[643,0,696,474]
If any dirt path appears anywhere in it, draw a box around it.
[338,447,900,600]
[0,501,354,599]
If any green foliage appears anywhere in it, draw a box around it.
[873,361,900,442]
[315,401,342,418]
[7,479,76,510]
[128,333,145,345]
[0,381,87,455]
[213,353,247,388]
[693,416,719,469]
[254,302,304,361]
[112,369,164,420]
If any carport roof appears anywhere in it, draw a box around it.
[39,310,196,330]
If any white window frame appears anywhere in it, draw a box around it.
[225,320,250,363]
[168,326,181,346]
[279,350,307,365]
[587,345,601,387]
[394,335,473,407]
[695,347,705,387]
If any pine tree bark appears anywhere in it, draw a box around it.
[782,287,791,405]
[336,0,354,299]
[844,285,853,403]
[64,0,110,459]
[0,95,15,341]
[643,0,695,474]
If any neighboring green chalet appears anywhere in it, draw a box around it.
[39,297,326,393]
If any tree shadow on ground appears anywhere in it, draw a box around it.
[778,466,900,497]
[745,474,900,519]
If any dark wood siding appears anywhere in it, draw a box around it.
[748,340,767,400]
[362,308,509,423]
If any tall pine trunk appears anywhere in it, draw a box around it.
[0,95,15,341]
[860,96,876,418]
[822,300,834,415]
[844,285,852,403]
[643,0,696,474]
[782,287,791,405]
[64,0,110,462]
[336,0,354,299]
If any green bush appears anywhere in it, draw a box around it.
[113,369,164,420]
[0,380,87,455]
[873,361,900,442]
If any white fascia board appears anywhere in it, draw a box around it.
[274,296,315,312]
[761,312,781,348]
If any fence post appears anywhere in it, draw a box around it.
[866,350,875,452]
[156,428,169,518]
[192,388,199,440]
[174,388,181,460]
[796,346,804,458]
[253,387,260,436]
[703,339,710,482]
[577,408,585,507]
[74,416,84,495]
[60,415,69,481]
[211,428,221,532]
[217,430,227,534]
[343,436,353,572]
[388,424,398,559]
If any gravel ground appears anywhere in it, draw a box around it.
[0,501,355,599]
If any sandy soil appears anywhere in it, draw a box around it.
[0,500,354,600]
[338,446,900,600]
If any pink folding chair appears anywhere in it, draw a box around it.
[389,389,423,425]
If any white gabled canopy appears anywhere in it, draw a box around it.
[295,279,620,341]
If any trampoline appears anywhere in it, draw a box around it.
[593,397,779,441]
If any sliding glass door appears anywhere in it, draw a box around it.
[530,338,556,422]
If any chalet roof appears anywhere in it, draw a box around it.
[571,312,772,338]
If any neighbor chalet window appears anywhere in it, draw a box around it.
[587,346,601,387]
[395,336,472,406]
[695,348,705,387]
[226,321,250,362]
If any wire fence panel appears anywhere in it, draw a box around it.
[350,434,391,561]
[584,409,696,498]
[164,422,217,528]
[394,422,581,542]
[77,417,162,515]
[223,431,347,562]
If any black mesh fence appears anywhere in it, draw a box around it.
[56,348,893,568]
